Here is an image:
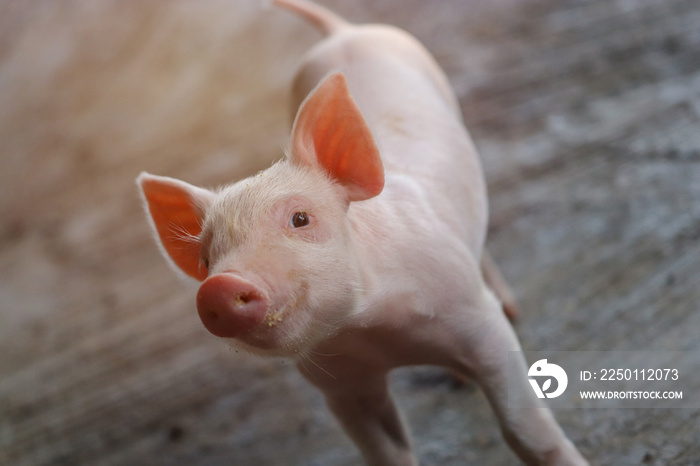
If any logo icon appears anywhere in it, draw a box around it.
[528,359,568,399]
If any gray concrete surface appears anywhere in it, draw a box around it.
[1,0,699,465]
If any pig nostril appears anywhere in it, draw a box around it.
[234,291,259,306]
[234,293,250,306]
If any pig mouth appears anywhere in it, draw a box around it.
[262,281,309,328]
[228,280,312,354]
[197,271,317,355]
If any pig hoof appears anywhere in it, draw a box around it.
[448,369,473,388]
[503,301,520,322]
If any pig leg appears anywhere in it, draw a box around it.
[481,249,520,321]
[451,290,588,466]
[297,361,417,466]
[450,251,520,386]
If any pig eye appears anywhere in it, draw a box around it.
[290,211,310,228]
[201,257,210,271]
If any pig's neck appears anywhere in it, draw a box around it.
[341,186,473,354]
[315,198,468,368]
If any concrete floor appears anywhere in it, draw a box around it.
[1,0,699,464]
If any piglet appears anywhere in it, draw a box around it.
[137,0,588,464]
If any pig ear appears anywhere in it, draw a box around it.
[289,72,384,202]
[137,172,214,282]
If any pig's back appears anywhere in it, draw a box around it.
[293,25,488,254]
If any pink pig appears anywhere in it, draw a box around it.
[137,1,588,464]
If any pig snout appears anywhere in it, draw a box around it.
[196,274,268,338]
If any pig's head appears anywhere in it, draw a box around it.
[137,73,383,357]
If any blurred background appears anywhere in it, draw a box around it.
[1,0,699,464]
